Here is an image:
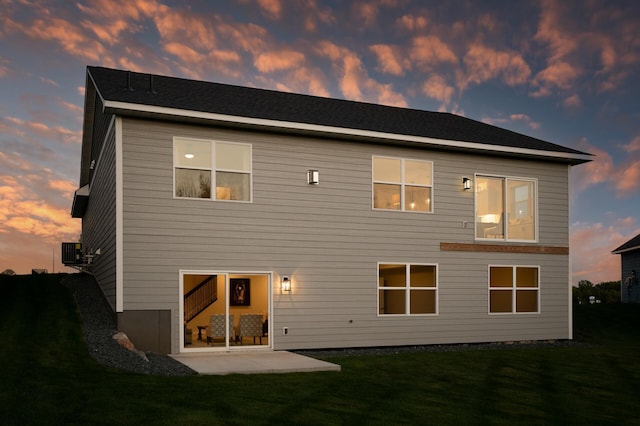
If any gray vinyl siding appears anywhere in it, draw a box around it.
[621,251,640,303]
[120,117,571,351]
[82,123,117,309]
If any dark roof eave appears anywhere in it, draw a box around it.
[103,100,593,166]
[612,233,640,254]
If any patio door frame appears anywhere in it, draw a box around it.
[179,269,272,353]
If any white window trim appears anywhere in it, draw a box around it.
[474,174,538,243]
[377,262,439,316]
[173,136,253,203]
[372,155,434,213]
[488,265,540,315]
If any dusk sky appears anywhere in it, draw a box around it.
[1,0,639,283]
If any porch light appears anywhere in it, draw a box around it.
[185,153,194,159]
[307,170,319,185]
[463,177,472,191]
[282,276,291,292]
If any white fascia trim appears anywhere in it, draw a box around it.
[612,246,640,255]
[104,101,593,164]
[115,117,124,312]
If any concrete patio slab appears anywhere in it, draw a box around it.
[170,351,341,375]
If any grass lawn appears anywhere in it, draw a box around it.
[1,274,640,425]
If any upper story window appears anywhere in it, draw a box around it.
[373,156,433,212]
[174,137,251,202]
[475,176,536,241]
[378,263,438,315]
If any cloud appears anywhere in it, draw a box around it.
[572,139,614,191]
[409,36,458,70]
[2,116,80,145]
[316,41,407,107]
[482,113,540,131]
[573,138,640,198]
[17,15,110,63]
[563,94,581,108]
[352,2,378,27]
[397,14,429,32]
[509,114,540,130]
[571,218,639,284]
[369,44,406,76]
[257,0,282,19]
[300,0,336,32]
[422,75,455,105]
[254,50,305,73]
[532,0,640,97]
[621,136,640,153]
[460,43,531,90]
[0,173,80,241]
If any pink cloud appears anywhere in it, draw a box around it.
[301,0,336,32]
[573,138,640,198]
[622,136,640,153]
[257,0,282,19]
[57,99,83,114]
[409,36,458,69]
[535,0,578,63]
[563,94,581,108]
[481,113,540,131]
[254,50,305,73]
[0,175,80,242]
[317,41,407,107]
[16,16,108,63]
[352,2,379,27]
[509,114,541,130]
[288,67,331,98]
[369,44,406,76]
[461,43,531,90]
[532,0,639,97]
[573,139,613,190]
[397,14,429,32]
[422,75,455,104]
[616,159,640,197]
[570,220,637,284]
[532,61,580,95]
[3,116,80,145]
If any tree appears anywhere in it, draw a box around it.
[573,280,621,304]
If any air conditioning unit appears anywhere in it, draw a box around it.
[61,242,83,265]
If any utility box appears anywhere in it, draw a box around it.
[61,242,83,265]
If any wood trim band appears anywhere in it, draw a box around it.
[440,242,569,254]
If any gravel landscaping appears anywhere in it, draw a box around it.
[63,274,195,376]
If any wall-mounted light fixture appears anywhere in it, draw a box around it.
[463,177,472,191]
[282,276,292,292]
[307,170,319,185]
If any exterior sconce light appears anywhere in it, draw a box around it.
[307,170,319,185]
[282,276,292,292]
[463,177,472,191]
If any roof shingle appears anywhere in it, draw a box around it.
[87,66,591,162]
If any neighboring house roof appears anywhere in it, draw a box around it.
[612,233,640,254]
[85,66,592,167]
[1,269,16,276]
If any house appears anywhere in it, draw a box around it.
[66,66,591,354]
[612,234,640,303]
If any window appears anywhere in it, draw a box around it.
[489,266,539,314]
[174,138,251,201]
[373,156,432,212]
[378,263,437,315]
[475,176,536,241]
